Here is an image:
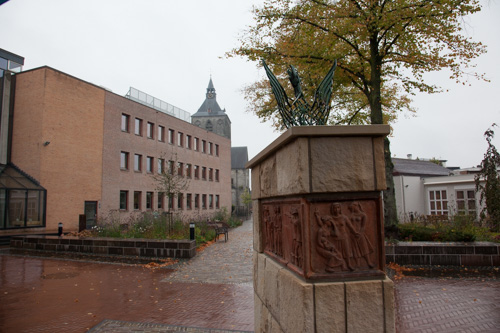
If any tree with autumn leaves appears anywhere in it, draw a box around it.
[229,0,487,226]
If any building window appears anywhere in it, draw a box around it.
[158,125,165,142]
[178,132,183,147]
[168,160,175,175]
[120,151,129,170]
[215,195,220,209]
[177,162,184,177]
[146,192,153,210]
[158,192,164,210]
[134,191,141,210]
[168,193,174,210]
[121,114,130,132]
[147,156,154,173]
[429,190,448,215]
[186,135,192,149]
[158,158,165,174]
[134,154,142,172]
[215,144,219,157]
[202,167,207,180]
[194,194,199,209]
[194,165,199,179]
[168,129,175,144]
[135,118,142,136]
[215,169,219,182]
[147,122,154,139]
[186,193,192,210]
[209,194,213,209]
[209,168,213,181]
[209,142,213,155]
[186,164,192,178]
[194,138,199,151]
[120,191,128,210]
[202,140,206,153]
[202,194,207,209]
[177,193,183,210]
[456,190,476,216]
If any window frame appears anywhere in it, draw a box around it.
[134,118,143,136]
[121,114,130,132]
[120,151,129,170]
[147,122,154,139]
[119,190,128,210]
[134,154,142,172]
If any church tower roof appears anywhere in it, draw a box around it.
[192,77,225,116]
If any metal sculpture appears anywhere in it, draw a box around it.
[262,59,337,128]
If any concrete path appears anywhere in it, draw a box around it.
[1,218,499,332]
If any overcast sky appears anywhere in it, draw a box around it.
[1,0,498,168]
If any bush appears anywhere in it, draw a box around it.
[396,215,481,242]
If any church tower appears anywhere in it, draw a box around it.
[191,78,231,140]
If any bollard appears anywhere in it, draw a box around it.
[58,222,63,237]
[189,223,195,241]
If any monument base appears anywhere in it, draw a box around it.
[254,252,395,333]
[247,126,395,333]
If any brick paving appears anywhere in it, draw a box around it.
[162,219,253,285]
[0,220,255,333]
[1,218,499,333]
[395,277,500,333]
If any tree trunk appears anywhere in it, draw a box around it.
[383,137,398,227]
[369,34,399,227]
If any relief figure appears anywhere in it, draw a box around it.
[315,211,346,272]
[273,206,283,257]
[263,207,274,253]
[314,203,355,271]
[348,202,375,268]
[289,206,303,268]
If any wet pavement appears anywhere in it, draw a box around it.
[0,220,254,333]
[1,219,499,333]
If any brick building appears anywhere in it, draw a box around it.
[1,64,231,233]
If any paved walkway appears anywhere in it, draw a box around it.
[1,219,499,332]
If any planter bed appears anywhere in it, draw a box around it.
[385,241,500,266]
[9,235,196,259]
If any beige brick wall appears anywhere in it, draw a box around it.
[11,67,105,231]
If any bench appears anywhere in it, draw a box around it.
[207,221,229,242]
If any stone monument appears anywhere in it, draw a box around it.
[247,125,395,332]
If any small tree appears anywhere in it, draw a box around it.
[475,124,500,231]
[241,187,252,219]
[152,152,190,233]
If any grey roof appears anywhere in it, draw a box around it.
[393,158,452,177]
[231,147,248,169]
[192,78,226,117]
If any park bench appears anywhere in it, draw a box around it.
[207,220,229,242]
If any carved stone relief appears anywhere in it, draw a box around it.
[261,198,381,280]
[261,201,304,271]
[311,200,377,274]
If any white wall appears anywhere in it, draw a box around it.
[394,175,425,222]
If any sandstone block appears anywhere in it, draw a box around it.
[315,282,346,333]
[253,200,263,252]
[346,280,384,332]
[276,138,309,196]
[310,137,375,193]
[383,277,396,333]
[373,136,387,190]
[279,268,314,333]
[251,165,261,200]
[259,155,277,198]
[264,256,282,322]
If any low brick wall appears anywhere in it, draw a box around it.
[385,242,500,266]
[10,235,196,259]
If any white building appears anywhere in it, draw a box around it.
[393,158,484,222]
